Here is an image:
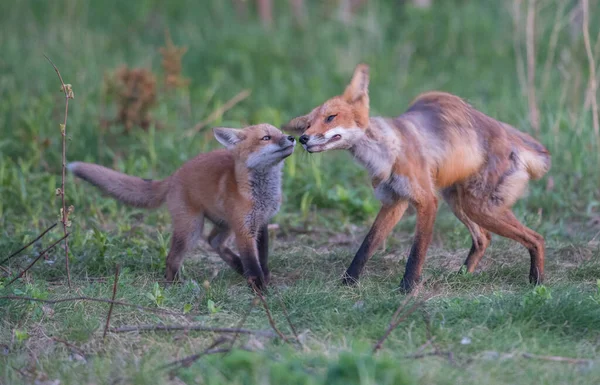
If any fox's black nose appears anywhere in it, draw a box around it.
[287,135,295,142]
[299,135,309,145]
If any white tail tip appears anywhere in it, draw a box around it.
[66,162,80,173]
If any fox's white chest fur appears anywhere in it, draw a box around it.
[244,164,283,234]
[350,119,414,204]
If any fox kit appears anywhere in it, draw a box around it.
[284,64,551,292]
[68,124,296,289]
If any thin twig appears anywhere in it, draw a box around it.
[184,89,251,137]
[51,336,86,358]
[582,0,600,141]
[252,284,288,342]
[372,282,428,353]
[103,265,120,340]
[0,295,186,316]
[276,291,303,348]
[162,337,230,370]
[227,296,259,352]
[526,0,540,135]
[0,223,57,266]
[6,233,69,286]
[44,54,74,288]
[108,323,276,336]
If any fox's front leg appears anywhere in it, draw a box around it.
[256,224,270,284]
[235,228,267,291]
[399,196,438,293]
[342,200,408,285]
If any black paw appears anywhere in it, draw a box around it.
[341,272,359,286]
[398,277,418,294]
[529,271,544,285]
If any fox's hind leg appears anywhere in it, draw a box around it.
[465,207,544,284]
[165,212,204,282]
[207,225,244,275]
[442,186,492,273]
[462,165,544,284]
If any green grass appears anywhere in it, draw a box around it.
[1,0,600,383]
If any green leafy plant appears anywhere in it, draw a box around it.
[145,282,165,307]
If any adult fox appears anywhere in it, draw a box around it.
[69,124,296,290]
[284,64,550,292]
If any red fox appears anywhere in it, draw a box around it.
[284,64,551,292]
[68,124,296,289]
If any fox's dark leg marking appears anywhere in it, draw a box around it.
[343,200,408,285]
[399,196,438,293]
[256,224,270,284]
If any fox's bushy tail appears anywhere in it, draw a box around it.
[503,124,551,180]
[68,162,169,208]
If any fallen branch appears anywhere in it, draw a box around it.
[108,323,276,337]
[522,352,592,365]
[103,265,120,340]
[162,337,230,370]
[6,233,69,286]
[44,54,74,288]
[253,284,288,342]
[184,89,251,137]
[0,295,186,316]
[0,222,57,266]
[51,337,86,358]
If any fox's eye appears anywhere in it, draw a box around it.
[261,135,271,141]
[325,114,337,123]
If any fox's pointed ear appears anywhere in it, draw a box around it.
[343,64,370,106]
[282,115,310,134]
[213,127,245,149]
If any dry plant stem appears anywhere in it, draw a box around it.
[0,222,57,266]
[582,0,600,140]
[521,352,592,364]
[253,285,289,342]
[511,0,527,96]
[526,0,540,135]
[184,89,251,137]
[108,323,276,336]
[540,0,568,94]
[44,54,73,288]
[6,233,69,286]
[103,265,120,340]
[0,295,186,316]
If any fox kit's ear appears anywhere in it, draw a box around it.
[213,127,245,149]
[282,115,310,134]
[343,64,370,105]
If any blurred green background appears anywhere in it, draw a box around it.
[1,0,598,239]
[1,1,600,384]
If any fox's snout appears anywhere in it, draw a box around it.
[299,135,309,145]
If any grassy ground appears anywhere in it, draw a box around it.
[1,0,600,384]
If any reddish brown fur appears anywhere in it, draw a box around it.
[69,124,296,290]
[284,64,551,292]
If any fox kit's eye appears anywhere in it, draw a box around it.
[325,114,337,123]
[261,135,271,141]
